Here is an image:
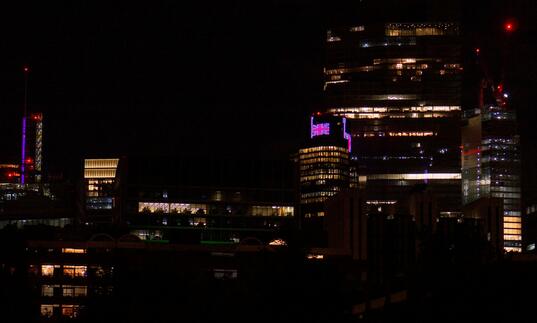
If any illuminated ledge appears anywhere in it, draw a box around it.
[84,169,117,179]
[366,173,461,180]
[84,158,119,169]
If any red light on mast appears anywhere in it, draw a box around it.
[504,21,516,32]
[23,66,30,73]
[475,48,480,54]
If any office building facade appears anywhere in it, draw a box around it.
[324,22,463,212]
[462,82,521,252]
[299,114,351,218]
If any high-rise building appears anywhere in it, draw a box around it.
[324,22,463,212]
[462,81,521,252]
[298,114,351,218]
[21,112,43,184]
[84,158,120,212]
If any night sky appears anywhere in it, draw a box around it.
[1,1,536,184]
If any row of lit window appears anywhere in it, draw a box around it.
[328,106,461,113]
[41,304,83,319]
[482,138,517,145]
[62,248,86,254]
[301,196,333,204]
[489,186,521,193]
[366,173,461,180]
[385,26,457,37]
[335,112,455,120]
[388,132,435,137]
[300,174,347,182]
[504,235,522,241]
[84,169,117,179]
[504,228,521,235]
[361,39,418,48]
[505,247,522,252]
[491,192,520,199]
[332,94,420,101]
[138,202,294,217]
[481,144,518,151]
[300,158,348,165]
[504,222,521,229]
[391,63,429,70]
[139,202,208,214]
[42,285,87,297]
[41,265,87,278]
[504,216,521,223]
[300,146,347,154]
[84,158,119,169]
[301,190,340,199]
[300,164,348,171]
[251,206,294,217]
[299,151,348,159]
[300,168,345,175]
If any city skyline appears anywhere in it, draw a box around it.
[1,1,536,180]
[2,1,537,322]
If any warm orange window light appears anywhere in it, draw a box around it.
[62,248,86,254]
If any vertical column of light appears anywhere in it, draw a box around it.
[20,66,30,184]
[35,114,43,183]
[342,117,351,152]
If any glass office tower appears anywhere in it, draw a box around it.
[462,82,521,252]
[299,114,351,218]
[324,22,462,211]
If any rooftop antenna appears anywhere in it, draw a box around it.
[21,65,30,184]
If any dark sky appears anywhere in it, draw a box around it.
[0,1,328,176]
[1,1,536,182]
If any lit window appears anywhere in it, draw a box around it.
[61,305,82,318]
[350,26,365,32]
[62,248,86,254]
[41,285,59,297]
[40,304,58,318]
[63,265,87,278]
[41,265,56,277]
[268,239,287,246]
[63,285,87,297]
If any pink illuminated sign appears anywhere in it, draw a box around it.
[311,118,330,138]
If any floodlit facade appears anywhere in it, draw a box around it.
[462,83,521,252]
[324,22,462,212]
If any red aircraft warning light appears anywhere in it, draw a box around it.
[504,21,516,32]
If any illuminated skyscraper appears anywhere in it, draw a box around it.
[299,114,351,218]
[20,66,43,184]
[21,112,44,184]
[324,22,463,211]
[462,81,521,252]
